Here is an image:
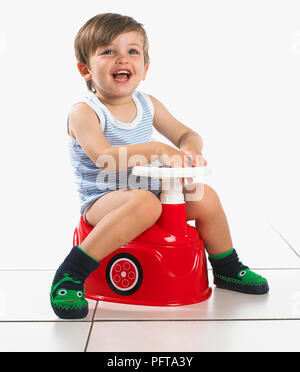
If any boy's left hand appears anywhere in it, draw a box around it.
[180,148,207,186]
[181,148,207,167]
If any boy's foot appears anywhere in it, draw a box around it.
[209,248,269,295]
[50,246,99,319]
[213,268,269,294]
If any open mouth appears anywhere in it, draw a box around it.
[112,70,132,83]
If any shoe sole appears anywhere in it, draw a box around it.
[52,305,89,319]
[214,276,269,295]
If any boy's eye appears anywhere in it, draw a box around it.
[101,49,139,56]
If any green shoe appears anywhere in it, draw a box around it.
[50,246,99,319]
[209,248,269,295]
[213,268,269,294]
[50,270,89,319]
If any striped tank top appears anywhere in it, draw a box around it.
[68,90,161,215]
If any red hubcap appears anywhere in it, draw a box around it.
[110,258,138,291]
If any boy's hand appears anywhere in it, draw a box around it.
[158,143,207,186]
[180,148,207,186]
[158,143,185,168]
[158,143,207,168]
[181,149,207,167]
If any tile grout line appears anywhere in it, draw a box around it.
[91,318,300,322]
[269,223,300,260]
[0,317,299,323]
[0,320,93,323]
[0,269,57,272]
[83,301,99,352]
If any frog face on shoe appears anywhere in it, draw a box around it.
[238,270,248,279]
[50,273,88,310]
[237,268,267,285]
[54,288,84,304]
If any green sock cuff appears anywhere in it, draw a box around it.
[209,248,234,261]
[77,246,99,263]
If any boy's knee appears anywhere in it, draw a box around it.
[131,190,162,223]
[200,184,223,216]
[204,185,221,203]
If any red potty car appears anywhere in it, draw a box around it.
[73,166,212,306]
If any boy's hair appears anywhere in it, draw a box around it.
[74,13,150,92]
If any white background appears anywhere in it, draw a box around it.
[0,0,299,269]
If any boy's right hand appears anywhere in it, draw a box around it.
[157,143,188,168]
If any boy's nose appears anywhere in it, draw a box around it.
[115,52,128,64]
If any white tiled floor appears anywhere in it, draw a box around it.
[1,204,300,352]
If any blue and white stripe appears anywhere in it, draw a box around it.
[68,90,161,215]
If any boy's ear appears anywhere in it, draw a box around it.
[142,63,149,80]
[77,61,92,81]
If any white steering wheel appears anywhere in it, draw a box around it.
[132,165,210,182]
[132,165,210,204]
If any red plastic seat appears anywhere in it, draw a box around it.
[73,203,211,306]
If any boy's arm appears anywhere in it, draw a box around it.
[69,103,113,164]
[149,95,205,165]
[69,103,180,171]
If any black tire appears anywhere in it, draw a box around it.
[106,253,143,296]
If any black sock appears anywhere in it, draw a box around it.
[209,249,248,277]
[50,246,99,319]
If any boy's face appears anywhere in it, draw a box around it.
[80,31,149,100]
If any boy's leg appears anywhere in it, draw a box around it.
[184,184,269,294]
[82,189,162,261]
[184,184,233,256]
[51,189,162,318]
